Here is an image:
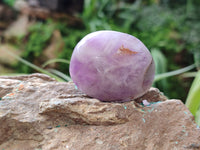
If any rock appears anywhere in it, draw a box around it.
[0,73,200,150]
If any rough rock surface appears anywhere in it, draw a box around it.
[0,73,200,150]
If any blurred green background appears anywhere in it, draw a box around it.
[0,0,200,102]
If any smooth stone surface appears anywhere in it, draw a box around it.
[0,73,200,150]
[70,31,155,102]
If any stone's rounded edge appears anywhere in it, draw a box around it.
[70,30,155,102]
[38,97,129,125]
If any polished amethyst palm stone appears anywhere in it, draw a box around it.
[70,30,155,102]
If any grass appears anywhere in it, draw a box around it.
[185,70,200,125]
[154,64,196,82]
[2,47,68,82]
[42,58,70,68]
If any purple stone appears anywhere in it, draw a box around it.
[70,30,155,102]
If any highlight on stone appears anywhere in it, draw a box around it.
[70,30,155,102]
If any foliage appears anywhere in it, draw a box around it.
[2,48,67,82]
[3,0,15,7]
[17,21,55,73]
[13,0,200,100]
[185,70,200,125]
[151,49,168,93]
[55,25,88,72]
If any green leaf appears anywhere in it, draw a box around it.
[154,64,195,82]
[0,73,28,76]
[151,49,167,76]
[195,107,200,126]
[47,69,72,82]
[2,47,65,82]
[151,48,168,92]
[181,72,198,78]
[3,0,15,7]
[185,70,200,116]
[42,59,70,68]
[194,49,200,69]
